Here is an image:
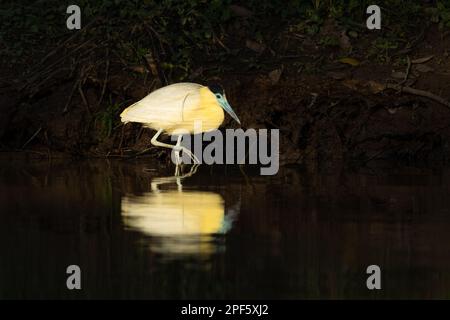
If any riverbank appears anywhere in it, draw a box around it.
[1,2,450,169]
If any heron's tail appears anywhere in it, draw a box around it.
[120,102,139,123]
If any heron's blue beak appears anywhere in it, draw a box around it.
[219,97,241,125]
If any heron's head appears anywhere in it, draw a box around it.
[208,84,241,125]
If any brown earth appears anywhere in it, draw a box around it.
[1,23,450,170]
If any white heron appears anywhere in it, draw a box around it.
[120,82,241,175]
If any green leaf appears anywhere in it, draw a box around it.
[338,57,360,66]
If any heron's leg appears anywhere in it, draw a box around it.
[150,128,200,165]
[174,135,183,176]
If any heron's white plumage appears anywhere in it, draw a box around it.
[120,82,224,134]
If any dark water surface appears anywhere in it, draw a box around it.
[1,157,450,299]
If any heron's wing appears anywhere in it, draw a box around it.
[180,87,225,133]
[120,83,203,129]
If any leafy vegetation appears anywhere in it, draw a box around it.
[95,98,121,139]
[2,1,449,69]
[1,1,450,157]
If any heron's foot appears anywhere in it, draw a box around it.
[173,146,200,165]
[175,163,199,177]
[174,162,199,177]
[189,163,200,176]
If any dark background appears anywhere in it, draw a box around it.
[2,1,450,301]
[1,0,450,168]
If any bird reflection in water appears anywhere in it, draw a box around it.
[121,173,239,257]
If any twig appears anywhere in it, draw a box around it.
[385,83,450,109]
[411,55,434,64]
[307,93,318,109]
[97,47,110,108]
[399,55,411,86]
[393,28,426,57]
[14,149,48,157]
[22,127,42,149]
[118,124,125,155]
[143,21,172,53]
[26,39,93,84]
[213,34,230,52]
[31,17,99,72]
[124,147,155,160]
[29,67,71,97]
[78,82,91,115]
[142,23,168,86]
[63,78,80,113]
[362,149,386,164]
[21,40,100,96]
